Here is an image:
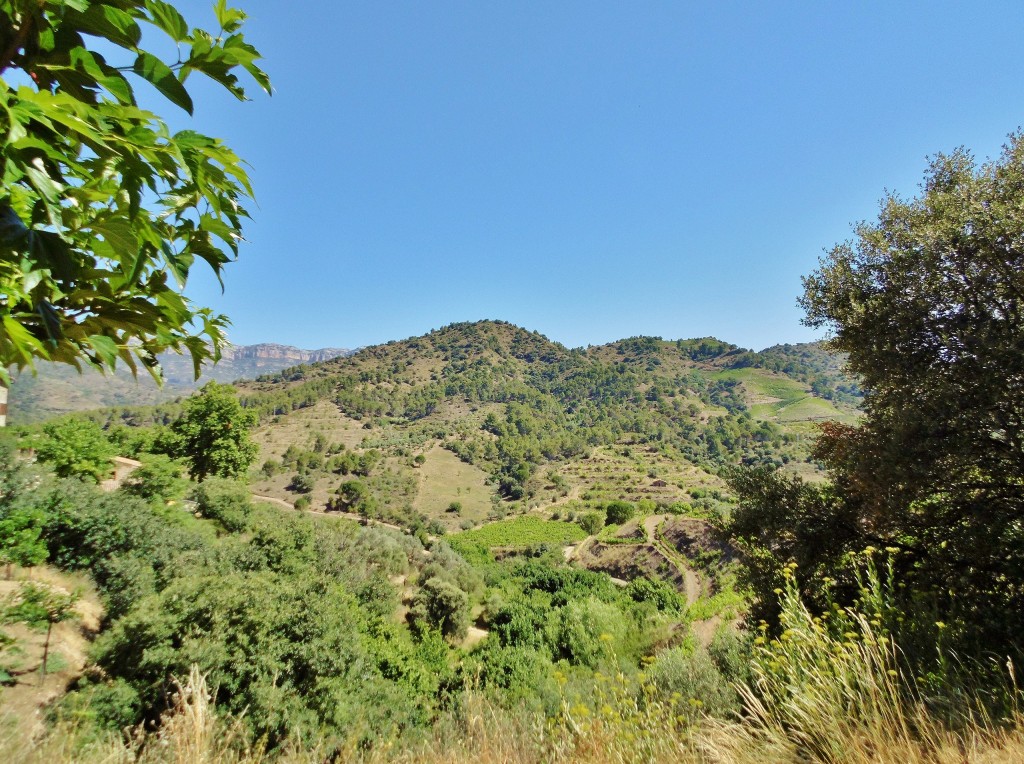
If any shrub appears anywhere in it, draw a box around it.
[604,500,635,526]
[409,577,470,640]
[287,473,316,494]
[578,512,604,535]
[191,478,253,532]
[645,645,739,719]
[120,455,186,502]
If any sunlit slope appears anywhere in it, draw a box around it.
[233,320,860,530]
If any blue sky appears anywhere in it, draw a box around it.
[166,1,1024,352]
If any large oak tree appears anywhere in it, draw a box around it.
[730,136,1024,652]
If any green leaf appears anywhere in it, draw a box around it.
[133,52,194,114]
[86,335,120,368]
[36,302,63,343]
[72,5,143,49]
[1,316,48,367]
[89,217,139,260]
[145,0,190,42]
[161,242,193,289]
[69,48,135,104]
[214,1,247,33]
[22,156,63,203]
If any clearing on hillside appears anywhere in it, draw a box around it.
[412,445,495,530]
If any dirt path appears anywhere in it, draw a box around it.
[563,533,596,562]
[644,515,703,606]
[0,568,103,743]
[462,626,489,649]
[250,493,405,533]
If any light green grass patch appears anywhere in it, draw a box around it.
[711,368,807,404]
[449,516,585,553]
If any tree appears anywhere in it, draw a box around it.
[730,136,1024,651]
[0,1,268,385]
[167,381,257,481]
[0,507,47,578]
[6,581,78,682]
[604,500,634,526]
[190,475,251,531]
[409,576,470,641]
[35,417,115,482]
[578,511,603,535]
[119,453,186,501]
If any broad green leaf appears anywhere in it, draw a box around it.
[72,5,142,49]
[22,156,63,202]
[86,334,120,368]
[161,242,193,289]
[90,217,140,259]
[1,316,48,366]
[133,52,194,114]
[69,48,135,104]
[145,0,190,42]
[214,1,247,33]
[36,301,63,342]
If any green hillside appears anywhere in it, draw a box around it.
[222,320,858,530]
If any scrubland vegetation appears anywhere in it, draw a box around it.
[0,0,1021,757]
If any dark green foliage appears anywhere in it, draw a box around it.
[119,455,187,502]
[410,577,470,640]
[0,0,268,381]
[333,479,374,514]
[626,576,683,612]
[578,511,604,535]
[730,136,1024,665]
[287,472,316,494]
[0,506,48,574]
[35,418,115,483]
[191,478,253,533]
[604,500,635,525]
[165,382,258,482]
[54,679,142,731]
[93,571,432,744]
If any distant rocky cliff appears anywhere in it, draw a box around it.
[221,344,350,364]
[10,343,356,423]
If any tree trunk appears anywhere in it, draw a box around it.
[0,381,7,427]
[40,620,51,684]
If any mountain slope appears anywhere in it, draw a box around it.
[225,320,858,531]
[9,343,354,423]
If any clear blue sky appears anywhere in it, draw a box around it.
[167,1,1024,352]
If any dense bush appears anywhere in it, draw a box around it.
[191,478,254,532]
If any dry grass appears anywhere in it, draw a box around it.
[12,637,1023,764]
[411,445,494,529]
[6,561,1023,763]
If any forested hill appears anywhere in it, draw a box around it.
[168,320,861,529]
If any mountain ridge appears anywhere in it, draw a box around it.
[9,342,356,423]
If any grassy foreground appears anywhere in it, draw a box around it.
[6,575,1022,764]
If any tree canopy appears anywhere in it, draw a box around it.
[0,0,268,383]
[731,135,1024,652]
[166,380,256,481]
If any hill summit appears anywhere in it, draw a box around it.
[193,319,864,531]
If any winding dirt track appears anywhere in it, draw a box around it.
[643,514,703,606]
[249,493,405,533]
